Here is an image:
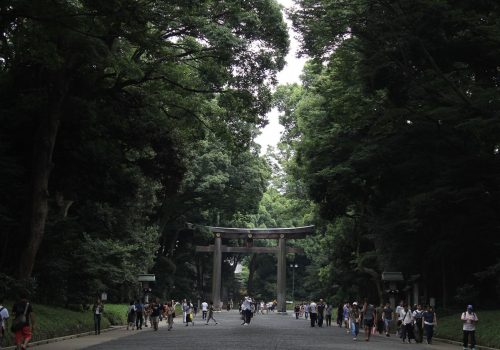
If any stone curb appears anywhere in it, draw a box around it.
[434,337,500,350]
[3,325,126,349]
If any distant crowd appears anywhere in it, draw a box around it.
[0,292,480,350]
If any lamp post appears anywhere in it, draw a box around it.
[290,263,298,303]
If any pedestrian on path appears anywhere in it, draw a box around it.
[11,291,34,350]
[206,301,218,325]
[422,305,437,344]
[325,303,333,326]
[461,305,478,350]
[150,300,161,331]
[92,298,103,335]
[166,301,175,331]
[361,301,375,341]
[126,301,136,330]
[343,302,350,332]
[395,300,404,337]
[201,301,208,320]
[400,304,415,343]
[317,299,325,327]
[241,297,252,325]
[336,303,343,327]
[309,300,317,327]
[304,303,309,320]
[412,304,424,343]
[135,300,144,330]
[349,302,361,340]
[382,302,393,337]
[0,297,10,349]
[294,304,300,319]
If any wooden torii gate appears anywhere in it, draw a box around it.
[196,225,315,312]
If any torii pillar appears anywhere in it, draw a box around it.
[212,233,222,310]
[276,234,287,312]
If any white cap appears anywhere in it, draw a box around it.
[353,301,358,306]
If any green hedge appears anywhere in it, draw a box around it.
[2,302,127,347]
[435,310,500,349]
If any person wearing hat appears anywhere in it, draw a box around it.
[461,305,478,350]
[349,302,361,340]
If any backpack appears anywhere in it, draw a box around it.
[136,304,143,312]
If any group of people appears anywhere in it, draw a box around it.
[126,298,175,331]
[336,300,438,343]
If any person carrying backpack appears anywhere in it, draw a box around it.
[461,305,478,350]
[11,291,34,350]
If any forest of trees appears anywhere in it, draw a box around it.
[1,0,499,309]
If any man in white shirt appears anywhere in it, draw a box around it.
[201,301,208,320]
[0,297,10,349]
[461,304,478,350]
[309,300,318,327]
[400,304,415,343]
[395,300,404,336]
[241,297,252,325]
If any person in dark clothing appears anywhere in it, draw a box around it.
[336,304,343,327]
[92,298,104,335]
[317,299,325,327]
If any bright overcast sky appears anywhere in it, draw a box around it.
[255,0,307,154]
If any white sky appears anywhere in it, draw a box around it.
[255,0,307,154]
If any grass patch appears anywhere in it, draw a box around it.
[435,310,500,349]
[2,302,127,347]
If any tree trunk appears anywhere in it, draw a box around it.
[247,253,257,296]
[18,90,65,279]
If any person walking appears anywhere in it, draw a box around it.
[382,302,393,337]
[201,301,208,320]
[325,303,333,326]
[150,300,161,331]
[317,299,325,327]
[422,305,437,344]
[92,298,103,335]
[361,301,375,341]
[183,299,193,326]
[126,301,136,330]
[206,301,218,325]
[309,300,318,327]
[461,305,478,350]
[343,302,350,333]
[11,291,34,350]
[400,304,415,343]
[0,297,10,349]
[166,301,175,331]
[336,303,343,327]
[241,297,252,325]
[349,302,361,341]
[294,304,300,319]
[135,300,144,330]
[396,300,404,337]
[412,304,424,343]
[304,303,309,320]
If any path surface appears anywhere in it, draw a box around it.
[36,310,458,350]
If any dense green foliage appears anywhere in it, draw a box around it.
[278,0,500,306]
[0,0,288,304]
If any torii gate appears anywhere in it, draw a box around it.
[195,225,315,312]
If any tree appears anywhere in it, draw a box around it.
[0,0,289,301]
